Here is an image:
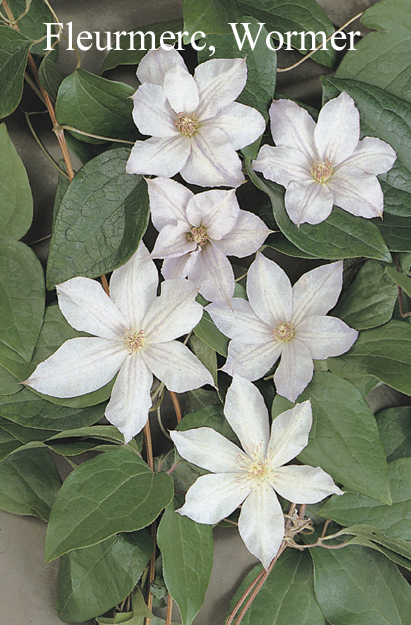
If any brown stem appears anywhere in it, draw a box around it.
[166,594,173,625]
[145,521,157,625]
[225,569,266,625]
[143,422,154,470]
[169,390,182,423]
[100,274,110,296]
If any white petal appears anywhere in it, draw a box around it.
[223,338,282,382]
[186,189,239,240]
[143,279,202,343]
[181,127,244,188]
[204,101,265,150]
[163,64,200,114]
[143,340,214,392]
[177,472,251,524]
[171,428,247,473]
[57,278,128,340]
[328,167,385,219]
[137,47,187,86]
[151,222,195,259]
[247,253,292,327]
[162,254,195,280]
[267,400,312,467]
[224,376,270,459]
[269,99,317,162]
[188,243,234,305]
[238,485,284,570]
[215,210,271,257]
[25,337,127,397]
[105,352,153,443]
[109,246,158,330]
[194,57,247,120]
[284,179,333,226]
[270,464,343,504]
[207,298,273,341]
[340,136,396,175]
[252,144,312,187]
[147,177,193,230]
[292,261,343,326]
[297,315,358,359]
[132,83,178,137]
[314,92,359,164]
[274,339,313,402]
[126,135,190,178]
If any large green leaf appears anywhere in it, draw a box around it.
[0,416,55,461]
[57,531,153,622]
[193,309,228,356]
[38,55,64,102]
[311,544,411,624]
[0,123,33,239]
[47,148,149,287]
[0,25,32,119]
[386,265,411,298]
[157,505,214,625]
[177,404,237,444]
[376,406,411,462]
[45,448,174,561]
[0,240,44,361]
[7,0,53,55]
[374,214,411,252]
[335,524,411,571]
[0,364,21,396]
[183,0,242,40]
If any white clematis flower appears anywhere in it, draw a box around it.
[148,177,271,304]
[126,47,266,188]
[171,376,343,569]
[207,253,358,402]
[25,244,214,443]
[252,92,396,225]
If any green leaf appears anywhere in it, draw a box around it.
[246,165,391,262]
[311,544,411,623]
[374,214,411,252]
[101,19,183,73]
[177,404,237,444]
[333,261,398,330]
[157,504,214,625]
[184,388,221,414]
[294,372,391,503]
[7,0,53,55]
[189,335,218,386]
[265,233,317,258]
[47,148,149,287]
[375,406,411,462]
[335,524,411,571]
[182,0,242,40]
[193,309,228,356]
[328,320,411,396]
[0,240,44,361]
[0,416,55,460]
[386,265,411,298]
[0,25,32,119]
[0,123,33,239]
[0,447,60,519]
[0,364,21,395]
[57,531,153,622]
[38,55,64,102]
[45,448,174,561]
[55,69,137,143]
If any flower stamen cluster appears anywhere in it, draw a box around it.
[311,159,333,184]
[273,321,294,343]
[124,328,145,354]
[186,225,209,247]
[175,112,199,137]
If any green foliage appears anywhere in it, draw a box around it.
[0,25,32,119]
[376,406,411,462]
[177,403,237,444]
[38,55,64,102]
[7,0,53,55]
[183,0,242,40]
[193,308,229,356]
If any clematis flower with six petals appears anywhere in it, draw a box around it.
[171,375,343,569]
[207,253,358,402]
[148,177,271,304]
[126,47,266,188]
[25,244,214,443]
[252,91,396,225]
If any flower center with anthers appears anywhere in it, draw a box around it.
[247,460,267,481]
[311,159,333,184]
[124,329,145,354]
[175,112,199,137]
[273,321,295,343]
[187,226,209,247]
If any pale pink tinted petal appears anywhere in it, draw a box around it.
[194,57,247,120]
[223,338,282,382]
[181,127,244,188]
[57,278,128,340]
[147,177,193,230]
[247,253,292,327]
[328,167,385,218]
[171,428,247,473]
[188,243,235,305]
[252,144,311,187]
[137,47,186,85]
[151,222,195,259]
[340,136,396,175]
[224,376,270,458]
[110,245,158,330]
[297,315,358,359]
[207,298,273,341]
[204,102,265,150]
[162,254,196,280]
[267,400,312,467]
[163,64,200,114]
[126,135,190,177]
[177,473,251,524]
[270,465,343,503]
[314,92,359,164]
[215,210,271,257]
[25,337,127,398]
[186,189,239,240]
[105,352,153,443]
[292,261,343,325]
[239,485,284,570]
[269,99,317,162]
[132,83,178,137]
[143,279,202,343]
[274,340,313,402]
[285,179,333,226]
[143,340,214,392]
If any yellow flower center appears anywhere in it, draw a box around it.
[175,112,199,137]
[311,159,333,184]
[273,321,294,343]
[124,329,145,354]
[187,226,209,247]
[247,461,267,479]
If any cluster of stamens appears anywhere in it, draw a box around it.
[247,460,267,481]
[187,226,209,248]
[175,112,199,137]
[124,329,145,354]
[311,158,333,184]
[273,321,294,343]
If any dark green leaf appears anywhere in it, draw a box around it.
[189,335,217,386]
[0,364,21,395]
[265,233,317,258]
[38,55,64,102]
[335,524,411,571]
[0,416,54,460]
[177,404,237,444]
[0,25,32,119]
[7,0,53,55]
[193,309,228,356]
[183,0,242,40]
[375,406,411,462]
[184,388,221,414]
[386,265,411,298]
[374,213,411,252]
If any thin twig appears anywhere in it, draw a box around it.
[59,125,135,144]
[166,594,173,625]
[145,521,157,625]
[100,274,110,296]
[23,110,70,179]
[394,253,411,318]
[143,422,154,470]
[169,391,182,423]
